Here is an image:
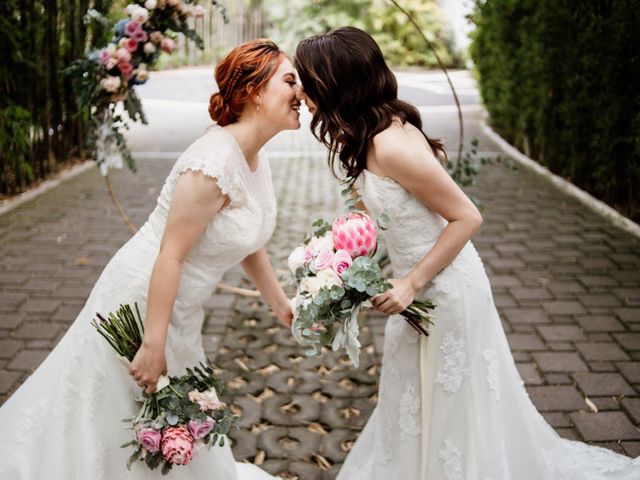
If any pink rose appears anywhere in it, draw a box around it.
[187,416,215,439]
[149,31,163,44]
[160,37,175,53]
[138,427,162,453]
[161,426,194,465]
[332,249,353,276]
[133,29,148,43]
[118,61,134,78]
[314,248,334,271]
[99,48,110,65]
[124,20,141,37]
[124,38,139,53]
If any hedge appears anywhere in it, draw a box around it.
[470,0,640,222]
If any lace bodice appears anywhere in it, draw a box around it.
[140,125,277,314]
[355,170,447,277]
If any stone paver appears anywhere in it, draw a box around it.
[1,71,640,479]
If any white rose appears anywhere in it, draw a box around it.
[134,68,149,82]
[317,268,342,289]
[100,75,121,93]
[288,246,307,273]
[124,3,138,15]
[145,0,157,9]
[302,269,342,296]
[106,43,117,54]
[204,387,219,404]
[309,233,334,255]
[131,6,149,23]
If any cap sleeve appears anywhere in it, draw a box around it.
[171,131,247,207]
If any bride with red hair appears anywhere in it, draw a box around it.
[0,39,302,479]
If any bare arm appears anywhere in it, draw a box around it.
[370,124,483,315]
[241,249,292,326]
[129,170,228,393]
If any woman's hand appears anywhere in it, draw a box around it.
[273,300,293,327]
[372,277,417,315]
[129,342,167,395]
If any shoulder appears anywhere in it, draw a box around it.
[370,120,438,177]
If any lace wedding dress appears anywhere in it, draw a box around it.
[336,169,640,479]
[0,125,279,480]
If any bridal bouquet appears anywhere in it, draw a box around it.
[289,213,435,367]
[92,304,238,475]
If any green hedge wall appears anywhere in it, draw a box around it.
[470,0,640,222]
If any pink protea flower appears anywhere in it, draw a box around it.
[161,426,194,465]
[331,212,377,258]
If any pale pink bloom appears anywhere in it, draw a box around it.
[149,31,163,44]
[160,37,175,53]
[105,57,119,70]
[118,61,134,78]
[314,248,334,271]
[332,212,377,258]
[100,75,121,93]
[138,427,161,453]
[145,0,157,9]
[332,249,353,276]
[115,48,132,63]
[167,0,181,6]
[187,416,215,439]
[188,388,225,412]
[161,426,193,465]
[308,233,334,255]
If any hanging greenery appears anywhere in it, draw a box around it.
[66,0,227,176]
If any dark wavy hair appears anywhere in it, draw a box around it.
[295,26,446,182]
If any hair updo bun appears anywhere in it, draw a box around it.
[209,39,283,126]
[208,92,233,126]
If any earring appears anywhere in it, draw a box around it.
[256,103,261,111]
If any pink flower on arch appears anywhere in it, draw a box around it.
[124,20,141,37]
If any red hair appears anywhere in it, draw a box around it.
[209,39,283,126]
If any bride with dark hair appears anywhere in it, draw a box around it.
[295,26,640,480]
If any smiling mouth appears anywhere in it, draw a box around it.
[291,102,301,113]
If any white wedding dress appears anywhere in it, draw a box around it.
[336,169,640,479]
[0,125,279,480]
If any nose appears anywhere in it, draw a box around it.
[296,86,306,102]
